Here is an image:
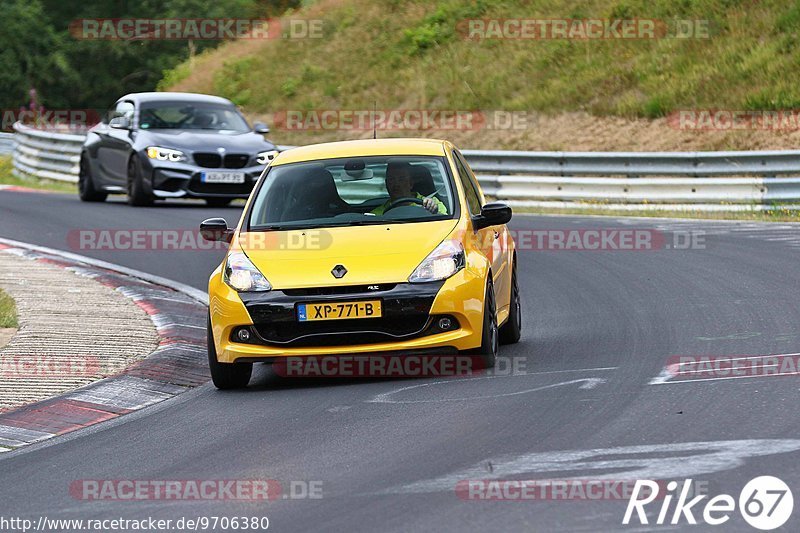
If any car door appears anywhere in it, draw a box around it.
[452,149,511,315]
[95,100,135,186]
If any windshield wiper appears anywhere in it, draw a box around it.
[251,224,319,231]
[341,220,389,226]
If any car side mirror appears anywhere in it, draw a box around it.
[200,218,234,243]
[254,122,270,134]
[473,202,512,230]
[109,116,130,130]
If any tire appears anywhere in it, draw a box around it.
[78,155,107,202]
[205,198,232,207]
[473,278,499,369]
[499,259,522,345]
[207,314,252,389]
[127,156,154,206]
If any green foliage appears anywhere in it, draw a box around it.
[159,0,800,125]
[744,90,800,111]
[402,0,489,55]
[214,58,257,105]
[0,288,17,329]
[0,0,299,113]
[281,78,300,98]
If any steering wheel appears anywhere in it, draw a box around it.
[384,197,426,212]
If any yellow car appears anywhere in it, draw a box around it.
[201,138,521,389]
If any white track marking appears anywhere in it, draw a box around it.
[518,366,618,375]
[368,377,608,404]
[384,439,800,495]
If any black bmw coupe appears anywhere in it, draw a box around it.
[79,92,279,206]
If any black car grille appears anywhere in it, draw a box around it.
[239,282,445,348]
[224,154,250,168]
[193,153,251,168]
[253,315,430,347]
[282,284,396,297]
[194,153,221,168]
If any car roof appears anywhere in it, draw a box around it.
[116,92,235,106]
[272,138,450,166]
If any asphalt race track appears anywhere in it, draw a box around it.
[2,189,800,531]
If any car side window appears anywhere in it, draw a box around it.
[452,151,482,215]
[455,150,485,203]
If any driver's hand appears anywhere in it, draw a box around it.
[422,197,438,213]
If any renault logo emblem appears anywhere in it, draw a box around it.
[331,265,347,278]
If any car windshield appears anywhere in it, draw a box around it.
[138,101,251,133]
[248,155,457,230]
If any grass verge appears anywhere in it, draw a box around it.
[0,156,77,194]
[0,289,18,329]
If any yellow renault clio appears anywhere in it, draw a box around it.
[201,139,521,389]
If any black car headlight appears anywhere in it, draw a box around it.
[256,150,279,165]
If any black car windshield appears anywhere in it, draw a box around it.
[138,101,251,133]
[248,155,458,230]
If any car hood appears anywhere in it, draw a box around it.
[137,130,276,153]
[240,219,460,288]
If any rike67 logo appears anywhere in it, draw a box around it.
[624,476,793,530]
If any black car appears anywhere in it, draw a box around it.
[79,92,279,206]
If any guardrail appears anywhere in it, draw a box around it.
[8,124,800,210]
[0,132,14,156]
[461,149,800,210]
[12,123,83,183]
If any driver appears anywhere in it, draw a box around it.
[371,161,446,215]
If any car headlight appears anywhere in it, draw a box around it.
[146,146,187,162]
[408,240,465,283]
[223,252,272,292]
[256,150,279,165]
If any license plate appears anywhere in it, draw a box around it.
[201,171,245,184]
[297,300,382,321]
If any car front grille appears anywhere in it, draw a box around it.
[252,315,431,347]
[239,282,445,348]
[282,284,396,297]
[193,153,251,168]
[224,154,250,169]
[194,153,221,168]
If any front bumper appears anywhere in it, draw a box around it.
[142,157,265,199]
[208,266,487,363]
